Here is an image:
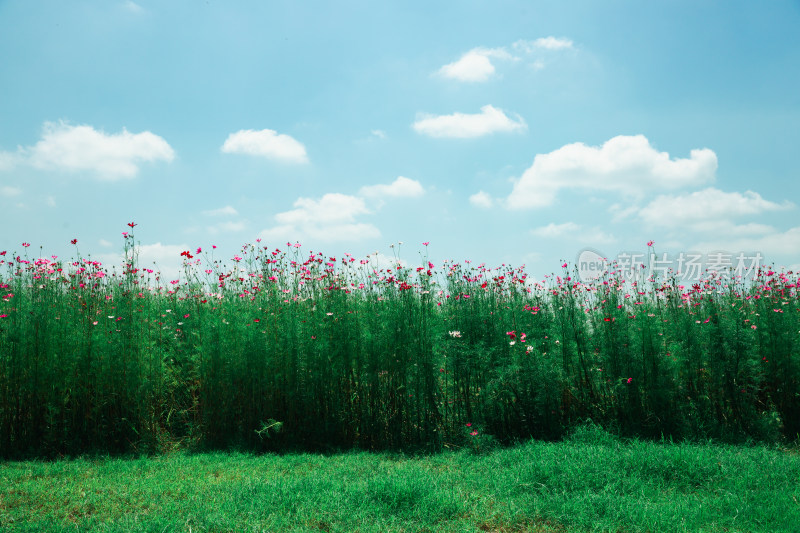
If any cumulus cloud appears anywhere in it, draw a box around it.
[634,187,795,258]
[359,176,424,199]
[513,37,574,52]
[413,105,526,139]
[437,47,513,82]
[438,37,573,82]
[261,193,379,243]
[469,191,494,208]
[637,188,792,228]
[507,135,718,209]
[531,222,615,243]
[1,185,22,197]
[221,129,309,164]
[202,205,239,217]
[206,220,247,235]
[22,121,175,179]
[686,226,800,260]
[122,1,144,14]
[95,242,188,282]
[0,151,19,171]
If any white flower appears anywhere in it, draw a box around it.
[509,341,516,346]
[448,330,462,338]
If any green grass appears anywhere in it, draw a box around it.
[3,427,799,532]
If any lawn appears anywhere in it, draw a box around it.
[3,426,799,532]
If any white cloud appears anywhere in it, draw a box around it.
[1,185,22,197]
[359,176,424,199]
[94,242,188,282]
[136,242,189,281]
[507,135,718,209]
[437,47,513,82]
[45,196,56,207]
[531,222,581,237]
[22,121,175,179]
[370,129,387,140]
[469,191,494,208]
[206,221,247,235]
[122,1,143,13]
[261,193,379,243]
[221,129,308,164]
[413,105,526,139]
[532,37,574,50]
[202,205,239,217]
[531,222,615,244]
[690,227,800,258]
[0,151,19,171]
[637,188,792,227]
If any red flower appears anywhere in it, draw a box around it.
[128,222,137,228]
[70,239,78,245]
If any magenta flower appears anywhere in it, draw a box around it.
[647,240,654,247]
[626,377,633,384]
[22,242,30,248]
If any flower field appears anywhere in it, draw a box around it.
[1,228,798,458]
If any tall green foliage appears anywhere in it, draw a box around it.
[0,238,797,457]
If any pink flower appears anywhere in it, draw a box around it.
[0,314,7,318]
[626,377,633,384]
[562,262,567,268]
[183,314,190,318]
[423,242,429,246]
[22,242,30,248]
[506,331,516,340]
[466,422,472,427]
[647,240,654,247]
[470,430,478,436]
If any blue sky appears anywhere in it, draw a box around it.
[1,0,799,281]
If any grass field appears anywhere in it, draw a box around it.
[2,425,799,532]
